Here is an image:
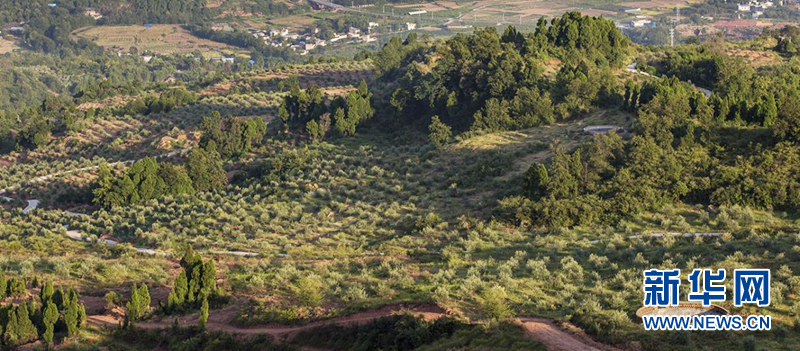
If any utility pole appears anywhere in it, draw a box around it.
[670,5,679,48]
[670,28,675,47]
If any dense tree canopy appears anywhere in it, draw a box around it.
[375,14,628,135]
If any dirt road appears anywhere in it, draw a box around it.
[87,302,616,351]
[518,317,623,351]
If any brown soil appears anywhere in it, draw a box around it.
[86,299,613,350]
[518,317,624,351]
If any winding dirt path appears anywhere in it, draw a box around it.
[86,302,616,350]
[518,317,622,351]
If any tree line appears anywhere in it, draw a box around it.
[500,75,800,227]
[165,248,218,319]
[0,277,87,347]
[372,13,629,139]
[278,78,374,141]
[118,87,198,116]
[92,148,224,208]
[93,112,267,208]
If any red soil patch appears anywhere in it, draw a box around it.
[87,299,614,350]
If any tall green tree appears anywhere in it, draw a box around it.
[428,116,452,149]
[42,300,58,345]
[187,145,227,192]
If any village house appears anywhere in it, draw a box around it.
[738,1,776,18]
[631,19,656,27]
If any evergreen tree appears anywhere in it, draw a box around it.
[0,274,6,299]
[306,119,321,142]
[64,289,79,336]
[428,116,452,149]
[333,107,353,136]
[40,281,54,304]
[78,302,87,329]
[763,93,778,127]
[188,265,202,304]
[199,297,209,330]
[187,145,227,192]
[42,300,58,345]
[53,286,65,310]
[525,163,549,200]
[137,283,151,317]
[126,283,142,322]
[168,271,188,311]
[128,157,166,202]
[14,302,38,345]
[158,163,195,196]
[200,260,216,300]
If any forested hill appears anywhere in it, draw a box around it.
[373,12,629,133]
[0,0,298,26]
[363,12,800,229]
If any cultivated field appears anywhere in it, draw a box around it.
[71,24,243,55]
[372,0,699,27]
[0,37,18,54]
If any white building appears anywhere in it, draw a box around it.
[630,19,655,27]
[330,33,348,43]
[85,8,103,20]
[406,22,417,31]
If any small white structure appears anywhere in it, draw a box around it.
[85,8,103,20]
[330,33,348,43]
[408,10,427,16]
[631,19,655,27]
[142,54,153,63]
[406,22,417,31]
